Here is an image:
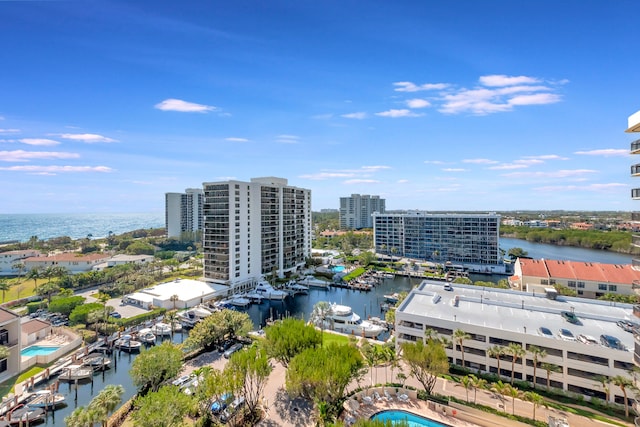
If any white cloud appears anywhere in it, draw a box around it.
[534,183,627,192]
[300,172,355,180]
[479,75,541,87]
[341,112,367,119]
[508,93,561,106]
[0,139,17,143]
[488,163,529,170]
[574,149,629,157]
[225,137,249,142]
[502,169,596,178]
[343,179,380,184]
[0,129,20,133]
[19,138,60,146]
[523,154,568,160]
[154,98,216,113]
[0,150,80,162]
[424,160,445,164]
[442,168,467,172]
[276,134,300,144]
[375,109,421,118]
[397,179,409,184]
[406,99,431,109]
[0,165,112,173]
[58,133,117,143]
[463,158,498,164]
[393,82,449,92]
[361,165,391,171]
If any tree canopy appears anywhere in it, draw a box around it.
[132,385,194,427]
[400,339,449,394]
[184,309,253,351]
[263,317,322,366]
[130,341,183,393]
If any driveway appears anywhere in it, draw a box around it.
[77,289,149,318]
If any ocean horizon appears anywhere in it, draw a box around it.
[0,212,165,243]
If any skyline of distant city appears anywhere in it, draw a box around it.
[1,1,639,214]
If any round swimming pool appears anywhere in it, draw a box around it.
[372,410,451,427]
[21,345,61,357]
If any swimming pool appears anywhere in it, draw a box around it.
[21,345,61,357]
[331,265,345,272]
[372,410,450,427]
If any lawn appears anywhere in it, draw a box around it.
[0,278,45,304]
[0,366,45,398]
[321,331,351,347]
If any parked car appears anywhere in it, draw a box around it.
[210,393,233,415]
[600,334,624,350]
[109,312,122,318]
[443,283,453,291]
[577,334,598,345]
[558,328,575,340]
[220,396,245,423]
[218,340,234,353]
[538,327,553,338]
[561,311,580,324]
[223,343,243,359]
[616,320,638,333]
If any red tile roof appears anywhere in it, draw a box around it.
[22,319,50,334]
[0,308,19,324]
[520,258,640,284]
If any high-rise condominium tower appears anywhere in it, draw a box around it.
[165,188,204,238]
[339,194,386,229]
[202,177,312,292]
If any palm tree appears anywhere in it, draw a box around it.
[165,311,178,339]
[453,329,471,368]
[95,293,110,321]
[0,279,11,303]
[611,375,633,418]
[11,262,25,279]
[170,294,179,310]
[26,267,41,289]
[89,384,124,427]
[541,362,561,391]
[360,340,378,387]
[65,406,96,427]
[390,247,398,262]
[487,345,506,379]
[528,345,547,389]
[459,375,473,402]
[470,374,487,404]
[491,380,510,412]
[507,343,525,384]
[523,391,545,421]
[594,375,611,404]
[310,301,332,343]
[506,384,520,415]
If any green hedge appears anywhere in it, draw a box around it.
[342,267,366,282]
[111,308,167,328]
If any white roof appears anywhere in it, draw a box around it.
[133,278,221,302]
[399,280,635,350]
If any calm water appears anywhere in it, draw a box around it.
[500,237,634,264]
[36,332,187,427]
[0,213,164,243]
[373,409,448,427]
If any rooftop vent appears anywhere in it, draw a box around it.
[544,287,558,300]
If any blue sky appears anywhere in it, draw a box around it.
[1,1,639,214]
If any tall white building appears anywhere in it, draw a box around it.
[202,177,312,292]
[165,188,204,238]
[373,212,503,272]
[339,194,385,229]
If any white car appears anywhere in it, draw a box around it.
[577,334,598,345]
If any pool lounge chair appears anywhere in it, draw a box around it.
[384,390,394,401]
[362,395,373,405]
[398,393,409,402]
[373,391,384,401]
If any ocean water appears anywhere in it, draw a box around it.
[0,212,164,243]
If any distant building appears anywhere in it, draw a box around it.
[319,208,338,213]
[92,254,153,271]
[373,212,504,273]
[0,250,41,276]
[570,222,594,230]
[165,188,204,238]
[514,258,640,298]
[23,253,110,274]
[202,177,312,293]
[339,194,385,229]
[0,308,21,383]
[123,278,226,310]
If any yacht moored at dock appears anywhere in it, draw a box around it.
[318,303,385,338]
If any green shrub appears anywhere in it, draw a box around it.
[69,302,103,324]
[26,301,45,313]
[48,296,85,315]
[111,308,167,328]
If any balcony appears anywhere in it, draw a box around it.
[628,110,640,133]
[633,164,640,177]
[633,189,640,200]
[632,139,640,154]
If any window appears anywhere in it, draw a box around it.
[598,284,607,291]
[0,330,8,345]
[541,280,549,285]
[568,281,576,287]
[0,358,6,373]
[567,351,608,366]
[577,290,584,295]
[609,285,617,292]
[577,282,585,288]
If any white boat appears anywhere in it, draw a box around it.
[152,322,172,336]
[243,291,264,304]
[25,390,66,409]
[58,364,94,382]
[114,335,142,352]
[229,296,251,308]
[254,281,288,300]
[137,328,157,344]
[82,354,111,371]
[5,405,46,425]
[286,282,309,294]
[321,303,385,338]
[384,293,400,303]
[178,306,212,327]
[298,275,330,289]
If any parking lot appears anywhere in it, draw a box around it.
[77,289,151,319]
